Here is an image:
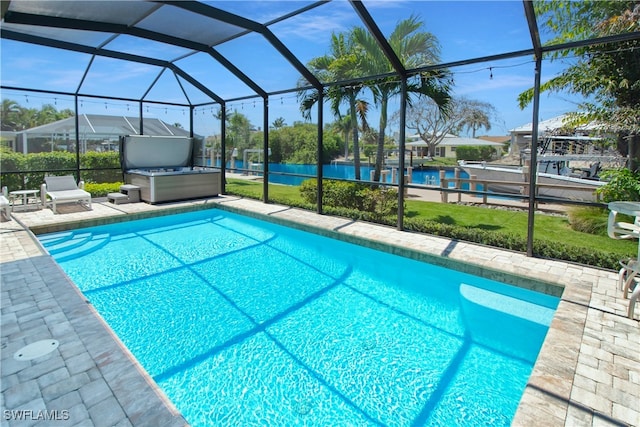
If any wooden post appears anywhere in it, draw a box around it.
[454,168,461,202]
[481,179,487,204]
[440,170,447,203]
[470,174,477,193]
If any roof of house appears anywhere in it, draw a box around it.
[407,134,504,147]
[510,114,601,134]
[477,136,510,144]
[16,114,192,138]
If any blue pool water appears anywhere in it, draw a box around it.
[216,161,465,187]
[38,209,558,426]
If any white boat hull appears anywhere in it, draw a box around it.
[460,163,605,201]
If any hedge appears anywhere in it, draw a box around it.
[0,150,121,190]
[300,178,400,220]
[227,187,622,270]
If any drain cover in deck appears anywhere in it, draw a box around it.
[14,340,59,361]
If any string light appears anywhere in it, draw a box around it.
[4,43,637,115]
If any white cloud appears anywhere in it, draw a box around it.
[455,73,533,96]
[269,3,356,41]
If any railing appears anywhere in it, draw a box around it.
[438,169,602,205]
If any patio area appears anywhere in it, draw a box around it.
[1,196,638,426]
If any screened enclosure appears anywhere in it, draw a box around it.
[1,0,639,257]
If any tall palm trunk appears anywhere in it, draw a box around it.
[373,95,389,182]
[630,134,639,172]
[344,129,350,159]
[349,93,361,180]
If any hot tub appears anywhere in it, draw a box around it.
[120,135,221,204]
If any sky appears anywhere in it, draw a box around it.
[0,0,590,140]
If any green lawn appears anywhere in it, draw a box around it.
[226,178,637,260]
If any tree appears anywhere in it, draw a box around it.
[266,122,342,164]
[330,116,352,159]
[352,15,451,181]
[459,100,498,137]
[1,99,21,131]
[299,32,367,179]
[225,111,253,153]
[0,100,74,131]
[402,97,495,157]
[518,1,640,171]
[271,117,286,129]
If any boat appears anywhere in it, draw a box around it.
[459,135,625,202]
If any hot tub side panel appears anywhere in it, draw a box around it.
[125,171,220,203]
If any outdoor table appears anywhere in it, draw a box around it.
[608,201,640,259]
[9,189,42,211]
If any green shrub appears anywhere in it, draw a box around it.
[402,215,621,269]
[597,168,640,202]
[300,178,399,218]
[25,152,76,188]
[567,206,610,235]
[0,147,26,189]
[0,150,122,190]
[84,182,123,197]
[456,146,498,161]
[81,152,121,183]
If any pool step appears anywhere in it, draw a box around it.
[43,232,111,262]
[44,232,93,255]
[38,231,75,245]
[54,235,111,262]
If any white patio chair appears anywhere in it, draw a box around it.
[618,258,640,319]
[0,186,11,220]
[41,176,92,214]
[607,208,640,240]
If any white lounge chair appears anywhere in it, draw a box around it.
[607,207,640,240]
[41,176,92,214]
[618,258,640,319]
[0,186,11,220]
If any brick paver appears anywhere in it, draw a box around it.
[1,210,187,427]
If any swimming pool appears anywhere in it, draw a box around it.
[38,209,558,426]
[215,160,463,187]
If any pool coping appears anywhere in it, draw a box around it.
[2,196,638,426]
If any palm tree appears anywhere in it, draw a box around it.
[352,15,451,182]
[1,99,21,131]
[461,110,491,138]
[298,32,367,179]
[271,117,286,129]
[459,100,496,137]
[330,115,352,159]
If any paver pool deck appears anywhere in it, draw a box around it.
[1,195,638,426]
